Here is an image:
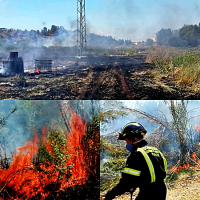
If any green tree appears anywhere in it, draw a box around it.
[50,25,58,35]
[179,24,200,47]
[156,28,173,46]
[146,38,154,46]
[41,27,48,36]
[168,37,185,47]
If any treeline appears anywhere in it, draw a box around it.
[156,22,200,47]
[0,25,69,40]
[0,25,132,47]
[87,33,132,47]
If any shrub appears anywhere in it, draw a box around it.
[35,128,73,181]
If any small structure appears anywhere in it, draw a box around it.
[0,52,24,75]
[35,60,53,72]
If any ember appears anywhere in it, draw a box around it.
[0,110,89,200]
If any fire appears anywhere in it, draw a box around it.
[36,67,40,73]
[61,109,66,114]
[169,152,200,174]
[0,110,89,200]
[169,163,191,174]
[195,124,200,132]
[191,153,196,161]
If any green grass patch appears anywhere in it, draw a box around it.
[100,175,121,191]
[166,172,179,183]
[180,168,195,175]
[172,51,200,68]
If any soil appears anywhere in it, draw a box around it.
[0,55,199,100]
[100,170,200,200]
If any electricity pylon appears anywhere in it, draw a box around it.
[77,0,86,57]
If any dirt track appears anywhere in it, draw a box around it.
[0,55,199,100]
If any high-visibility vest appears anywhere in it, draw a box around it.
[122,146,167,183]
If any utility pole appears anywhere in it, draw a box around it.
[77,0,86,57]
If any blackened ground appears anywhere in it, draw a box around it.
[0,55,199,100]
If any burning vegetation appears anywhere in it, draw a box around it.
[0,101,100,200]
[100,100,200,199]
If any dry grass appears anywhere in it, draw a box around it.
[145,46,183,63]
[146,47,200,93]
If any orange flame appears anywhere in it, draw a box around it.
[169,163,191,174]
[0,110,89,200]
[191,153,197,161]
[169,152,200,174]
[36,67,40,73]
[61,109,66,114]
[195,125,200,132]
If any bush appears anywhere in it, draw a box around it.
[35,128,73,181]
[100,139,127,158]
[15,74,27,87]
[101,158,126,174]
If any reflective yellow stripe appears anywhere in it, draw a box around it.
[142,147,160,157]
[122,168,141,176]
[159,151,168,173]
[142,146,168,174]
[138,148,156,183]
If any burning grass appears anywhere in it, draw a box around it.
[166,152,200,185]
[0,110,99,200]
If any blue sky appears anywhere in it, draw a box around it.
[0,0,200,40]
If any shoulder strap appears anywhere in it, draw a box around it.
[142,146,168,173]
[137,147,156,183]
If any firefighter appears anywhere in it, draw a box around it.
[104,122,167,200]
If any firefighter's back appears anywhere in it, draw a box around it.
[136,146,167,200]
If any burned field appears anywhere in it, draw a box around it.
[0,52,198,100]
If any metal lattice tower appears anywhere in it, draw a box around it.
[77,0,86,56]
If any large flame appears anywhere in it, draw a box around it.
[0,110,88,200]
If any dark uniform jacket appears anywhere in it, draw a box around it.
[105,140,167,200]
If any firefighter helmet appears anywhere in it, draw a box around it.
[118,122,147,140]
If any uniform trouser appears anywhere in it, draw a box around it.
[136,181,167,200]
